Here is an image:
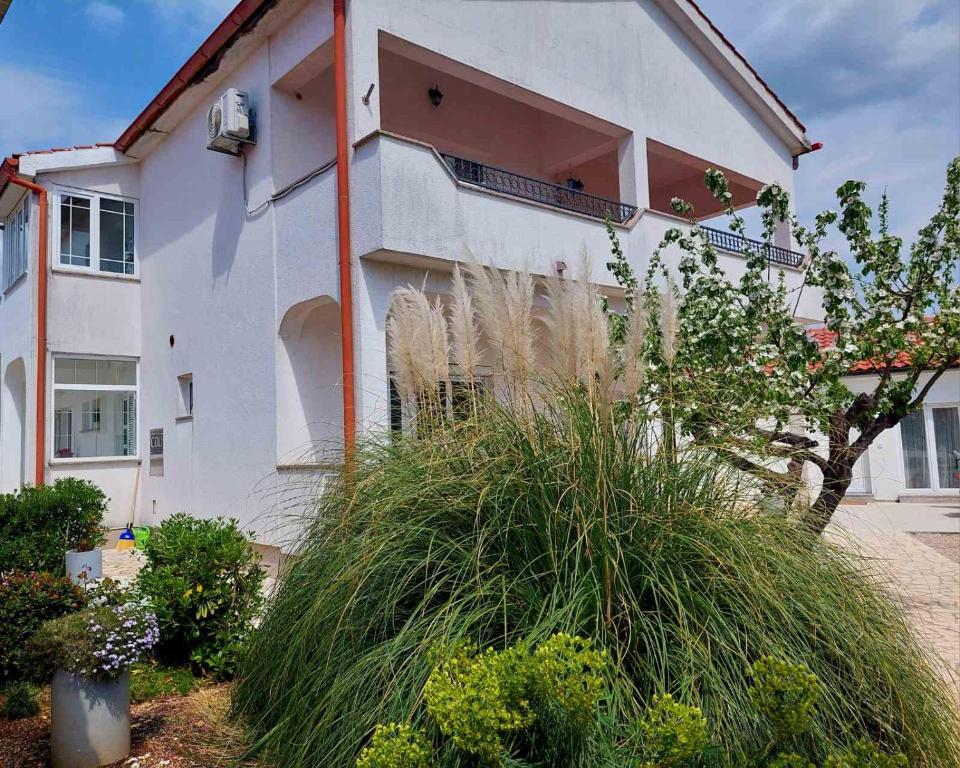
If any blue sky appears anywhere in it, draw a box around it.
[1,0,958,241]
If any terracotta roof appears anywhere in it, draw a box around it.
[0,155,19,196]
[807,323,949,375]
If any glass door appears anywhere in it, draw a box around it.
[900,409,931,488]
[932,407,960,489]
[901,405,960,491]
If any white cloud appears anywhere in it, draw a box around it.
[697,0,959,243]
[0,64,128,159]
[85,1,125,30]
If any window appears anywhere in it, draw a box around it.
[177,373,193,418]
[388,376,489,433]
[900,405,960,491]
[56,191,137,275]
[2,197,29,290]
[99,198,135,274]
[52,356,138,460]
[932,407,960,489]
[60,196,91,267]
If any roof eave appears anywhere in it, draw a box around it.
[653,0,812,155]
[115,0,278,156]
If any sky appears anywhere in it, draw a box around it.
[1,0,958,242]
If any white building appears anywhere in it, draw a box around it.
[843,370,959,502]
[0,0,829,539]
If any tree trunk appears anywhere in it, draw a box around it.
[804,460,854,534]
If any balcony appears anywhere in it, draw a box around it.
[441,154,637,224]
[701,225,804,268]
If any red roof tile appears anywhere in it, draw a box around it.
[807,322,944,374]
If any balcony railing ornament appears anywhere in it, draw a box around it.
[441,153,637,224]
[700,225,804,268]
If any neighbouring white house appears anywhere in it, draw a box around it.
[0,0,836,542]
[805,328,959,502]
[846,370,960,501]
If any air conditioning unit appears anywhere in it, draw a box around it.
[207,88,255,155]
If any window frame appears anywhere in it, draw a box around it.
[177,373,194,420]
[52,186,139,278]
[388,373,493,434]
[2,195,30,292]
[899,402,960,492]
[50,354,140,463]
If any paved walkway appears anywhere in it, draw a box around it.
[830,501,960,704]
[101,547,145,581]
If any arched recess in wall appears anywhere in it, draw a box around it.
[2,358,27,489]
[276,297,344,465]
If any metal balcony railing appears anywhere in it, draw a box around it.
[441,153,637,224]
[701,225,805,268]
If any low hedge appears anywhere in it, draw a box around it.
[0,478,107,575]
[0,570,85,681]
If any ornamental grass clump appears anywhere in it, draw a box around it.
[234,266,959,767]
[1,681,40,719]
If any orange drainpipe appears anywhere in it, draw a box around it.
[8,177,49,486]
[334,0,356,456]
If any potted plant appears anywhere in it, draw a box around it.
[64,528,105,585]
[30,599,159,768]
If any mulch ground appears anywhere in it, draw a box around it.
[0,686,266,768]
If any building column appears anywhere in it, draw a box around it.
[353,260,391,434]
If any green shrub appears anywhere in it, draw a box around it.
[0,478,107,575]
[824,740,908,768]
[633,693,709,767]
[234,390,960,767]
[356,723,434,768]
[0,570,85,681]
[768,753,815,768]
[531,633,607,730]
[424,643,535,762]
[1,681,40,719]
[749,656,821,743]
[136,514,264,679]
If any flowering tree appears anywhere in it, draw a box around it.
[612,157,959,533]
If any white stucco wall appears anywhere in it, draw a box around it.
[0,0,824,542]
[133,4,339,544]
[34,163,143,528]
[0,214,38,493]
[348,0,798,205]
[0,188,37,492]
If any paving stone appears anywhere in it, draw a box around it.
[829,526,960,706]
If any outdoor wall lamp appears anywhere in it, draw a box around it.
[428,85,444,107]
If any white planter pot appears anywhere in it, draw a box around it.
[65,548,103,585]
[50,669,130,768]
